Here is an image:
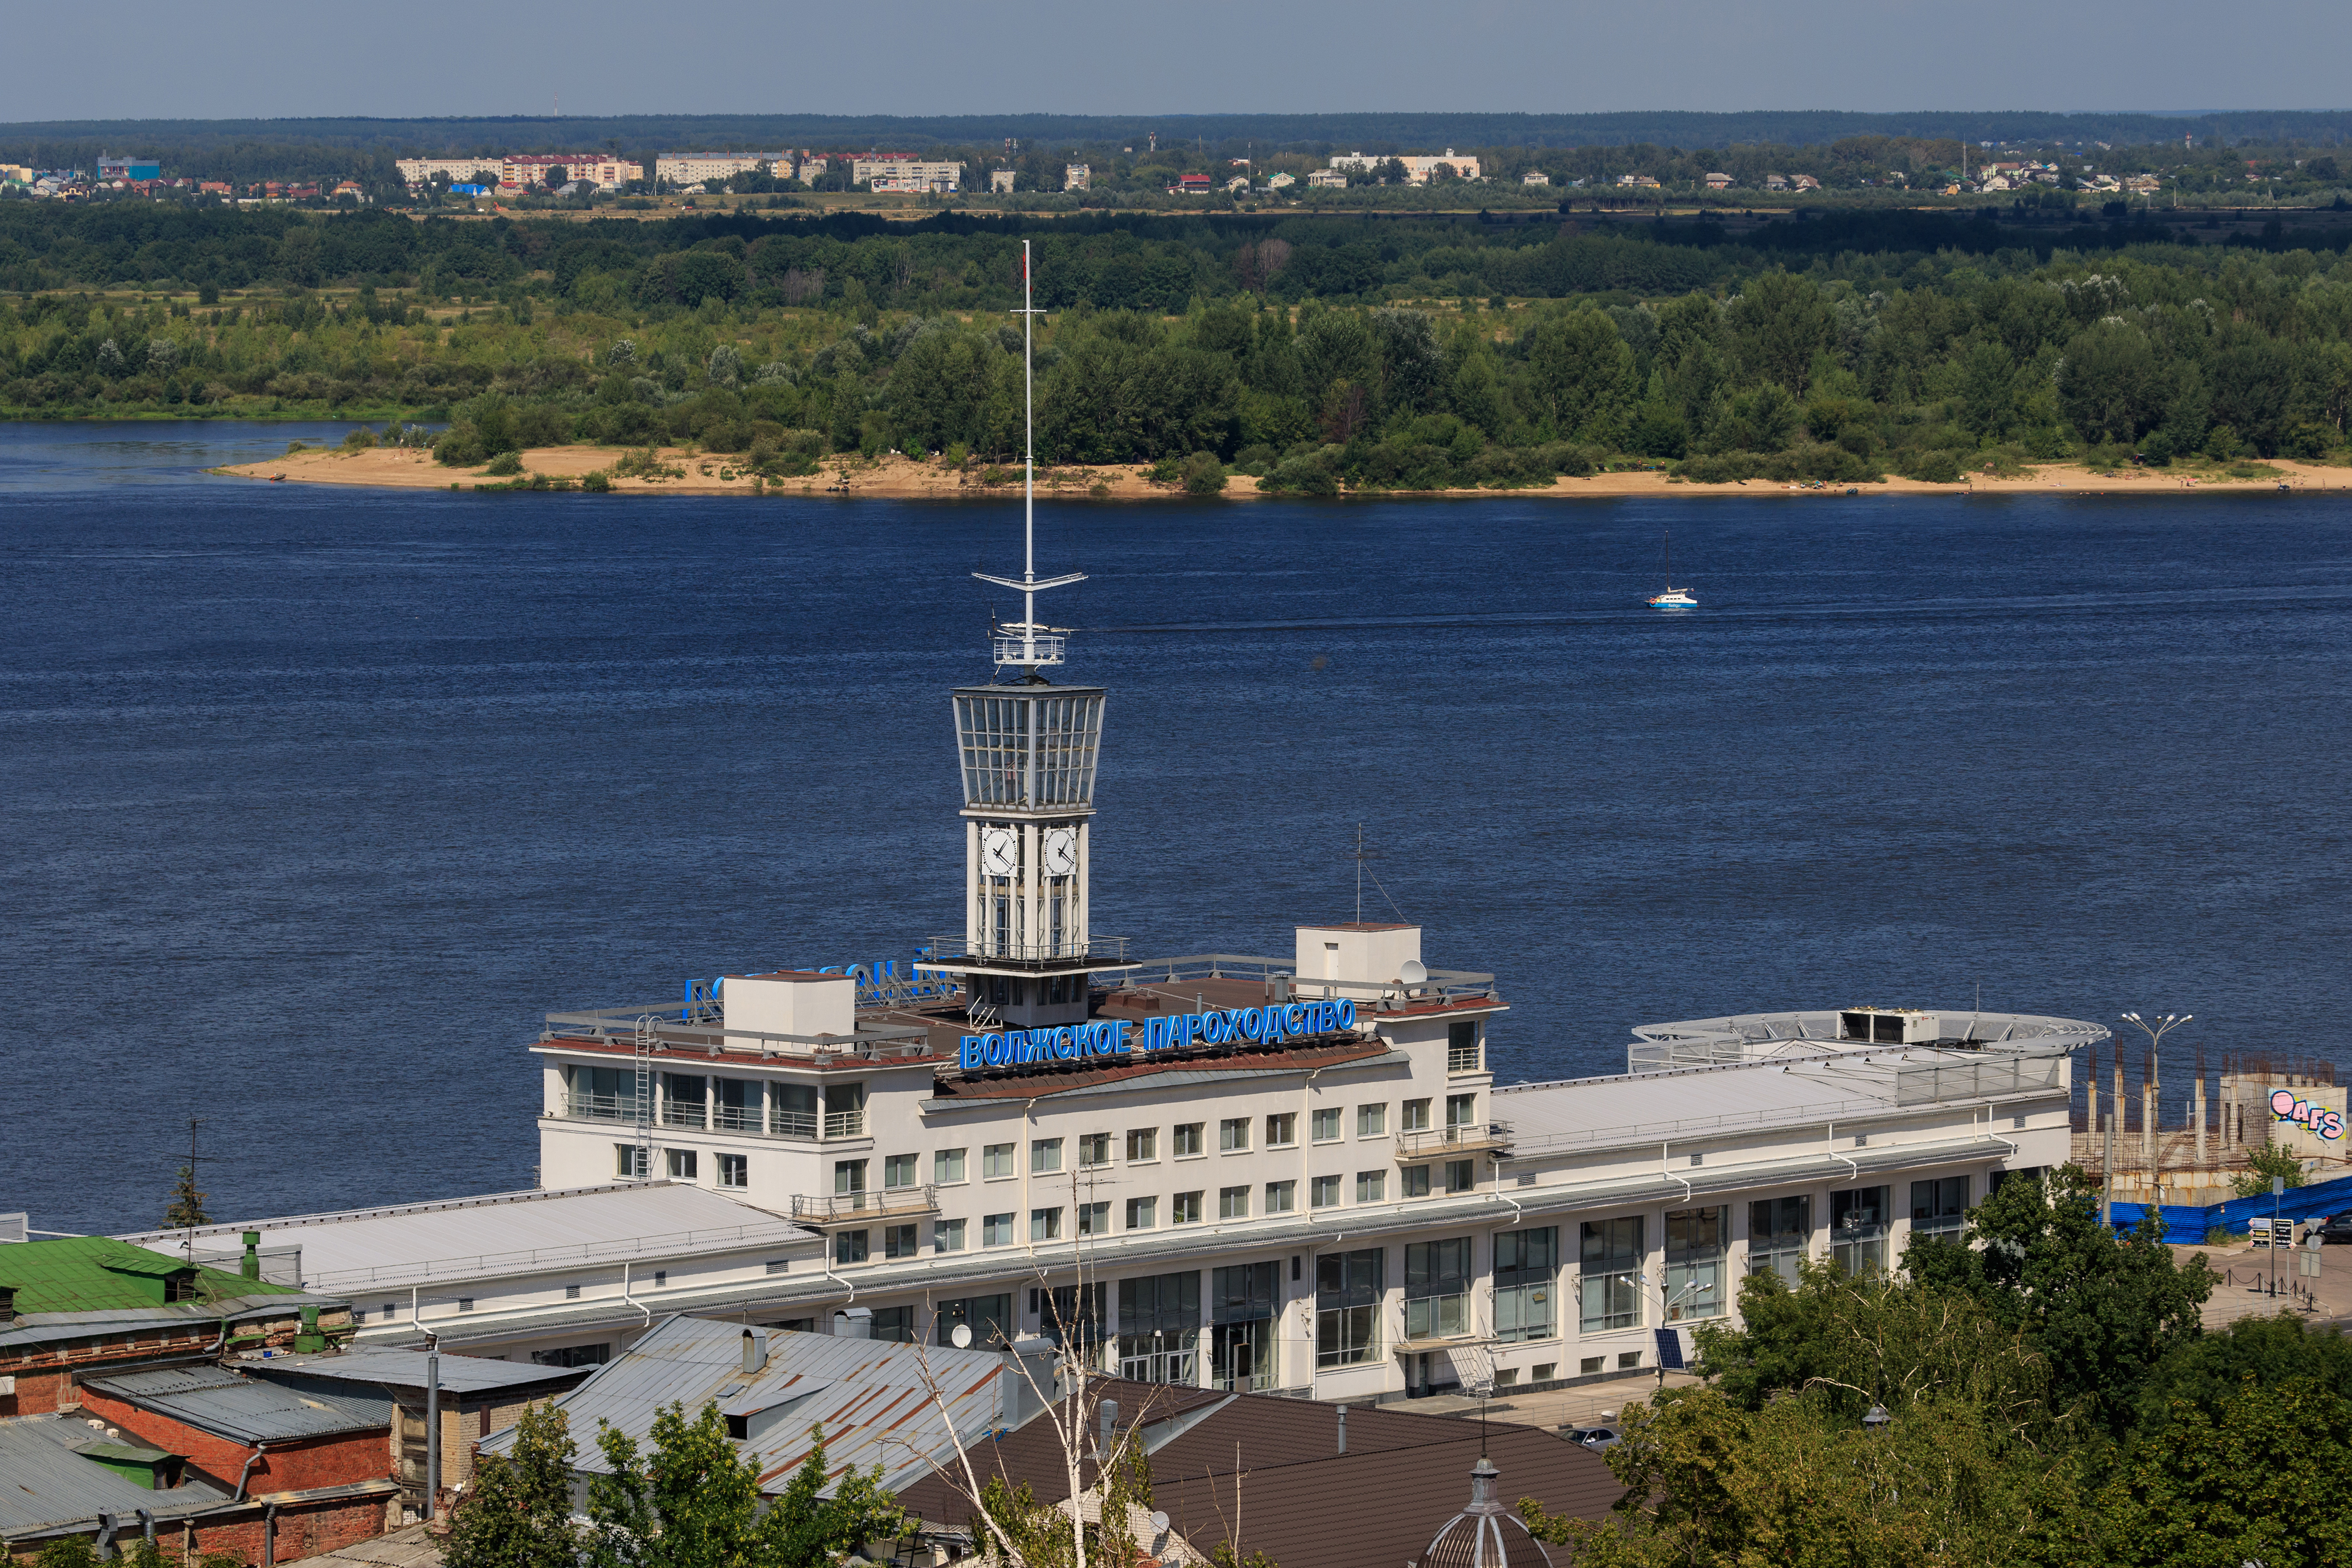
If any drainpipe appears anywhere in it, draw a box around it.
[820,1246,857,1310]
[136,1510,154,1547]
[96,1513,119,1562]
[1828,1123,1861,1182]
[620,1262,652,1328]
[234,1442,270,1500]
[263,1502,278,1567]
[423,1336,440,1522]
[1662,1142,1693,1203]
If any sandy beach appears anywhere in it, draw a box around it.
[214,445,2352,500]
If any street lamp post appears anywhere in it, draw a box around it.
[2121,1011,2194,1204]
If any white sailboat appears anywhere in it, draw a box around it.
[1648,529,1697,609]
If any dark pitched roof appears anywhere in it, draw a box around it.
[894,1382,1618,1568]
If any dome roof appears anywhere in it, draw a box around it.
[1417,1458,1556,1568]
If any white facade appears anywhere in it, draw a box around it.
[1065,164,1091,192]
[1326,150,1483,184]
[852,156,961,192]
[655,152,793,189]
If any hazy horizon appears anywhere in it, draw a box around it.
[13,0,2348,123]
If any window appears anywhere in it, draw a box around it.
[1265,1180,1297,1215]
[714,1077,762,1132]
[1173,1123,1204,1158]
[1079,1200,1111,1236]
[834,1158,868,1197]
[1618,1351,1641,1370]
[982,1142,1016,1179]
[531,1343,610,1368]
[1213,1262,1280,1390]
[935,1218,967,1253]
[1357,1104,1387,1137]
[935,1148,967,1185]
[1312,1108,1342,1142]
[1580,1357,1603,1374]
[1120,1271,1202,1386]
[771,1084,818,1139]
[1356,1170,1387,1204]
[983,1212,1016,1247]
[1405,1237,1473,1339]
[653,1271,665,1288]
[1219,1185,1251,1219]
[1402,1099,1432,1132]
[1401,1165,1431,1198]
[718,1153,747,1189]
[884,1223,920,1259]
[1311,1174,1341,1209]
[883,1154,918,1189]
[1126,1128,1158,1163]
[835,1230,869,1266]
[615,1144,648,1179]
[1446,1093,1477,1129]
[1831,1186,1891,1275]
[1665,1207,1727,1322]
[1078,1132,1112,1168]
[1911,1176,1969,1243]
[870,1305,917,1344]
[764,1260,789,1275]
[1495,1367,1519,1388]
[1032,1138,1064,1173]
[661,1073,707,1128]
[1266,1113,1297,1148]
[1171,1190,1203,1225]
[1447,1020,1481,1072]
[667,1148,698,1180]
[1495,1226,1559,1342]
[1444,1159,1476,1193]
[1219,1118,1251,1152]
[1316,1248,1384,1367]
[1041,1283,1107,1351]
[1126,1196,1158,1230]
[1533,1362,1556,1382]
[566,1283,583,1300]
[573,1066,642,1121]
[1748,1196,1811,1286]
[934,1293,1014,1349]
[1579,1217,1643,1332]
[1031,1206,1063,1242]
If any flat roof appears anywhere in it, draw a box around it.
[117,1183,809,1298]
[83,1365,386,1445]
[241,1346,588,1397]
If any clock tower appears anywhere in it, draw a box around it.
[919,237,1121,1035]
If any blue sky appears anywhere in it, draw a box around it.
[11,0,2347,122]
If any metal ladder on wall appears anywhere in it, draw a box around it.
[632,1014,657,1181]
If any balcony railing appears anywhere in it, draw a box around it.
[562,1093,640,1124]
[711,1105,761,1133]
[660,1101,707,1128]
[824,1109,867,1139]
[923,935,1131,970]
[1395,1121,1515,1160]
[790,1185,939,1225]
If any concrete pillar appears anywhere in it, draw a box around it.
[2195,1078,2208,1168]
[2143,1082,2157,1168]
[2113,1061,2127,1168]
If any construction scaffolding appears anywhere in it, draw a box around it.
[2071,1043,2344,1205]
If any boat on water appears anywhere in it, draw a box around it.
[1648,529,1697,609]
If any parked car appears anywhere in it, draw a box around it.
[2316,1211,2352,1244]
[1562,1425,1621,1451]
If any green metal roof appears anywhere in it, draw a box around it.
[0,1237,300,1315]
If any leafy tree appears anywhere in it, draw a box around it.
[2094,1378,2352,1567]
[585,1405,903,1568]
[163,1165,209,1229]
[1729,270,1838,394]
[2232,1139,2306,1195]
[444,1403,580,1568]
[1904,1166,2214,1431]
[1524,310,1637,443]
[2058,322,2163,443]
[1954,339,2023,444]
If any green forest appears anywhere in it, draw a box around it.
[5,203,2352,490]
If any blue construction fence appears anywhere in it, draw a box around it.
[2108,1170,2352,1245]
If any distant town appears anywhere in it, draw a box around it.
[4,132,2341,212]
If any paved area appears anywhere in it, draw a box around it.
[2179,1237,2351,1330]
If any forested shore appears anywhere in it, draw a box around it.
[7,205,2352,492]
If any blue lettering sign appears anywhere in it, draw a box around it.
[959,998,1358,1073]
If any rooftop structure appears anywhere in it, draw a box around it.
[477,1314,1014,1495]
[118,1182,818,1363]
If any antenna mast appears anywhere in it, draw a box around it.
[973,239,1084,677]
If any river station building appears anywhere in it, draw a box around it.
[528,545,2096,1403]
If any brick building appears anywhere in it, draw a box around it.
[0,1236,352,1420]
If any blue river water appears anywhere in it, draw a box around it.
[2,423,2349,1235]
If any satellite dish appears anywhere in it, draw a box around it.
[1398,959,1428,988]
[950,1323,974,1349]
[1149,1511,1170,1534]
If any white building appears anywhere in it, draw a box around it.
[1065,163,1091,192]
[654,152,793,189]
[1521,171,1551,187]
[1325,149,1483,184]
[991,168,1017,194]
[1305,168,1348,190]
[521,557,2093,1404]
[395,158,502,187]
[850,155,961,192]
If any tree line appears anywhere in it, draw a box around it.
[5,207,2352,488]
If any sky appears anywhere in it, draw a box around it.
[9,0,2349,122]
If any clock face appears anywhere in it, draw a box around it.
[1043,827,1078,876]
[981,827,1019,877]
